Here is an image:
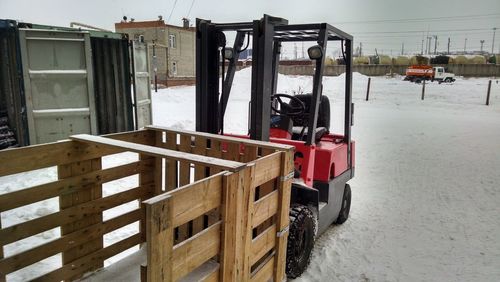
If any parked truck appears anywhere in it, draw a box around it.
[404,65,455,83]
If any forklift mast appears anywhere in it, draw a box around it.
[195,14,354,168]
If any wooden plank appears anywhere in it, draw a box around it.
[179,260,219,282]
[172,222,221,280]
[0,185,150,246]
[250,255,274,282]
[178,134,192,186]
[154,131,165,195]
[220,166,254,282]
[253,152,282,188]
[70,134,246,172]
[0,129,154,177]
[177,135,192,242]
[220,172,241,281]
[171,173,222,228]
[250,224,277,266]
[252,190,279,228]
[146,196,173,282]
[164,131,178,191]
[273,150,294,282]
[207,139,222,176]
[0,160,152,213]
[144,172,224,228]
[32,233,142,282]
[146,125,294,151]
[58,158,103,279]
[193,136,208,235]
[224,142,240,161]
[0,209,141,275]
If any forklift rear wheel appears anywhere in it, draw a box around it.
[286,205,317,279]
[335,184,351,224]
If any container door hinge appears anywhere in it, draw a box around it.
[280,171,294,182]
[276,225,289,237]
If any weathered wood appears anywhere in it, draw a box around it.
[193,136,208,235]
[273,150,294,281]
[220,172,241,281]
[0,160,152,213]
[146,125,294,151]
[250,254,274,282]
[154,131,165,194]
[0,209,141,275]
[0,185,150,246]
[253,151,281,188]
[146,196,173,282]
[32,233,142,282]
[172,222,221,280]
[251,224,277,266]
[58,158,103,279]
[144,172,225,228]
[0,129,154,177]
[252,190,279,228]
[0,219,3,282]
[165,131,178,191]
[70,134,246,172]
[177,134,192,242]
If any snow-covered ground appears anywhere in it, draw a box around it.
[1,68,499,281]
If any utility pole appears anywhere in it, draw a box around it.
[401,42,404,55]
[359,42,362,56]
[294,43,297,60]
[492,27,497,54]
[301,42,305,59]
[464,38,467,53]
[433,35,438,54]
[421,39,424,54]
[427,36,432,54]
[447,37,450,54]
[480,40,485,53]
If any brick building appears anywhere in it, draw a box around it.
[115,18,195,86]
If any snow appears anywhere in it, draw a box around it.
[1,67,500,281]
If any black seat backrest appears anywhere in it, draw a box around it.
[288,94,331,132]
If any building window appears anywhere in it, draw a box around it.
[172,61,177,75]
[169,34,176,48]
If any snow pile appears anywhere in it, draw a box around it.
[1,69,500,281]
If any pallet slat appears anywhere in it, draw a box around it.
[172,221,221,280]
[250,224,277,266]
[253,152,282,188]
[252,190,279,228]
[70,134,246,172]
[0,130,153,177]
[0,185,150,246]
[0,209,141,275]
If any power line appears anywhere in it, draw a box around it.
[186,0,196,18]
[167,0,179,23]
[351,27,493,35]
[333,13,500,25]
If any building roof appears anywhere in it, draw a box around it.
[114,20,195,32]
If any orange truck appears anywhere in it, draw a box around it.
[404,65,455,83]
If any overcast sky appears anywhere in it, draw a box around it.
[1,0,499,56]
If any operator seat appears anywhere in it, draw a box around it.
[288,94,330,142]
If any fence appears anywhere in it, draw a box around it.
[0,127,294,282]
[278,64,500,77]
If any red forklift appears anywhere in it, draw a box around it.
[195,15,355,278]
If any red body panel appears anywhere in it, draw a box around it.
[225,133,355,187]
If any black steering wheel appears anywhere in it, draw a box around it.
[271,93,306,116]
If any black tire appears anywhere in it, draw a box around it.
[335,184,352,224]
[444,78,452,83]
[415,78,421,84]
[286,205,317,279]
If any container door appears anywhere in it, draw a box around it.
[18,29,97,144]
[132,40,152,129]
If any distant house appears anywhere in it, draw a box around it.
[115,18,195,86]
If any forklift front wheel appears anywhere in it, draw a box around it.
[286,205,317,279]
[335,184,352,224]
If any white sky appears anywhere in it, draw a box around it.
[1,0,499,55]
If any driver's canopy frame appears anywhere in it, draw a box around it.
[195,14,353,166]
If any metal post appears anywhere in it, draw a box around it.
[421,80,426,100]
[153,43,157,92]
[492,28,497,54]
[486,80,492,106]
[344,39,353,174]
[365,77,371,101]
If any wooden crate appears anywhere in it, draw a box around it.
[0,127,294,282]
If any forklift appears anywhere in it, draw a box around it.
[195,15,355,278]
